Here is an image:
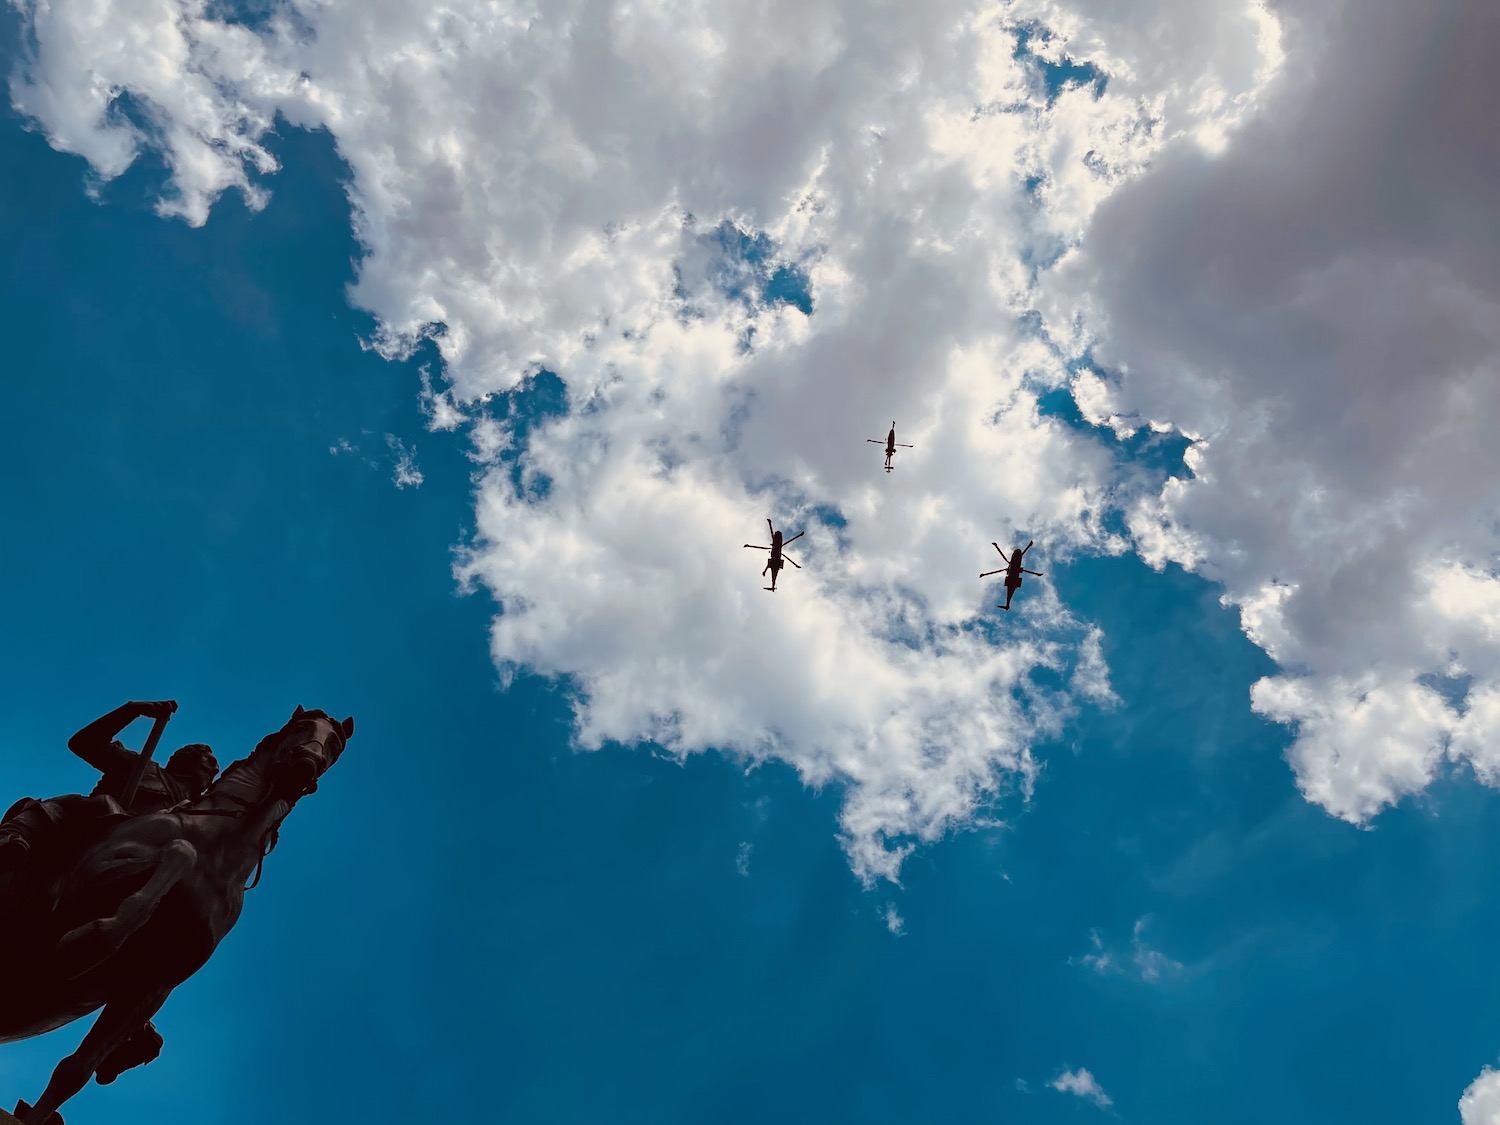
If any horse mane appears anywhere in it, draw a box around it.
[212,710,335,787]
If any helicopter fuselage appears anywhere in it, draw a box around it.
[745,520,802,591]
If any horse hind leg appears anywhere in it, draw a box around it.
[16,985,172,1125]
[56,839,197,981]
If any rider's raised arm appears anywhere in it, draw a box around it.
[68,701,174,774]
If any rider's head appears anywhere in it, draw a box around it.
[166,743,219,796]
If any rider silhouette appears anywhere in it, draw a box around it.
[0,700,219,874]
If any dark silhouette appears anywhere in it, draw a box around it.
[866,422,914,473]
[981,540,1043,610]
[1,704,353,1125]
[744,519,803,592]
[0,701,218,878]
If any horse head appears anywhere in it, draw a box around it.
[266,705,354,803]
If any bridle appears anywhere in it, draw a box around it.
[177,719,344,890]
[176,800,280,891]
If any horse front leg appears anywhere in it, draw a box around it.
[14,984,173,1125]
[94,1019,163,1085]
[55,839,198,980]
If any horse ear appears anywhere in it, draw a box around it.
[340,716,355,740]
[292,704,306,719]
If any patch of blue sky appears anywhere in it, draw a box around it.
[100,89,158,145]
[1011,21,1109,106]
[1418,669,1475,713]
[809,503,849,531]
[1037,379,1196,485]
[763,263,814,316]
[1021,346,1196,549]
[472,366,569,500]
[198,0,322,49]
[694,219,814,316]
[674,216,817,351]
[202,0,267,22]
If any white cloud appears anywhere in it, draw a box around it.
[1036,0,1500,825]
[8,0,1283,878]
[386,434,424,489]
[1078,930,1114,974]
[9,0,279,224]
[1052,1066,1112,1108]
[1461,1063,1500,1125]
[1070,625,1117,706]
[418,366,466,433]
[1078,916,1182,982]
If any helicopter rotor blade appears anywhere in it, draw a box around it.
[744,544,770,550]
[896,443,914,448]
[866,439,883,444]
[783,554,801,568]
[980,568,1005,578]
[782,531,805,545]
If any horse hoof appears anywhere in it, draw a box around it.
[13,1098,65,1125]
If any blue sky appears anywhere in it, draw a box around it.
[4,1,1500,1122]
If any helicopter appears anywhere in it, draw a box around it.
[744,519,804,592]
[981,540,1042,611]
[866,422,914,473]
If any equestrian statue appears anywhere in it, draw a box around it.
[0,699,354,1124]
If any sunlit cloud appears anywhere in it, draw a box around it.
[57,0,1500,882]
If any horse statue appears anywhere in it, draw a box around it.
[0,705,354,1125]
